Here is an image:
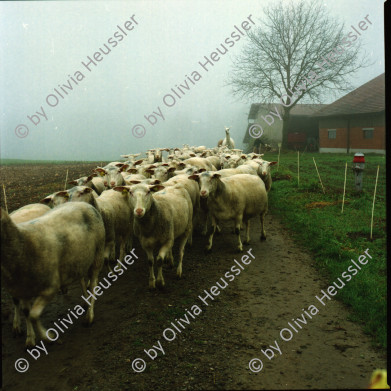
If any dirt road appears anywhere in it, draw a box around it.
[1,202,386,390]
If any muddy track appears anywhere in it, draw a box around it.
[1,165,386,390]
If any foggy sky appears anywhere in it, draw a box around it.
[0,0,385,161]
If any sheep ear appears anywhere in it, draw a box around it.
[120,164,129,172]
[162,163,169,167]
[134,159,144,166]
[150,179,161,185]
[167,167,176,173]
[40,196,52,205]
[197,168,206,173]
[149,184,165,192]
[68,180,77,185]
[177,163,186,169]
[95,168,106,176]
[188,174,199,182]
[127,168,138,174]
[56,191,69,199]
[212,173,221,179]
[113,186,129,194]
[145,169,155,174]
[86,175,94,181]
[269,161,278,166]
[83,187,93,194]
[129,180,141,185]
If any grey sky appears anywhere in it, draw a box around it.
[0,0,384,161]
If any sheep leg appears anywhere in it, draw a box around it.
[201,219,208,236]
[119,238,126,262]
[80,278,89,309]
[205,216,217,252]
[177,225,191,278]
[156,242,173,288]
[105,241,115,272]
[235,217,243,251]
[199,200,208,236]
[166,249,174,268]
[12,298,22,336]
[243,219,250,245]
[28,291,57,345]
[20,300,36,347]
[85,267,100,325]
[145,248,156,289]
[126,235,133,255]
[187,225,193,247]
[260,212,267,240]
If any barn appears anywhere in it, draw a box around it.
[243,103,326,151]
[313,73,385,154]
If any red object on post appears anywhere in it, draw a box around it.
[353,153,365,163]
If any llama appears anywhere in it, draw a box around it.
[218,127,235,149]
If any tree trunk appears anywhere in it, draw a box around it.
[281,107,292,149]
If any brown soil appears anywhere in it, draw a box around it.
[305,200,349,209]
[1,164,387,390]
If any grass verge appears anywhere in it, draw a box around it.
[265,151,386,349]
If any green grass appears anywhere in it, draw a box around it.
[265,151,386,349]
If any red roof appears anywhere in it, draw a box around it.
[313,73,385,117]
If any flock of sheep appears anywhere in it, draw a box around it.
[1,141,277,348]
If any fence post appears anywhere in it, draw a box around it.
[277,143,281,171]
[313,157,325,194]
[64,169,69,190]
[2,184,8,213]
[370,165,380,240]
[341,162,347,213]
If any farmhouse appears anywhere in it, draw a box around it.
[243,103,326,150]
[313,73,385,154]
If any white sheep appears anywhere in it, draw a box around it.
[189,172,268,252]
[68,186,133,267]
[183,157,217,172]
[0,203,105,347]
[68,174,106,194]
[95,166,126,188]
[114,183,192,289]
[9,203,50,224]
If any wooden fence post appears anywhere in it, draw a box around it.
[341,162,347,213]
[313,157,325,194]
[370,165,380,240]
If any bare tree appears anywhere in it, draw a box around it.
[228,0,372,147]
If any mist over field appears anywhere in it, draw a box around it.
[0,0,384,161]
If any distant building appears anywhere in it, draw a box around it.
[243,103,326,150]
[313,73,385,154]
